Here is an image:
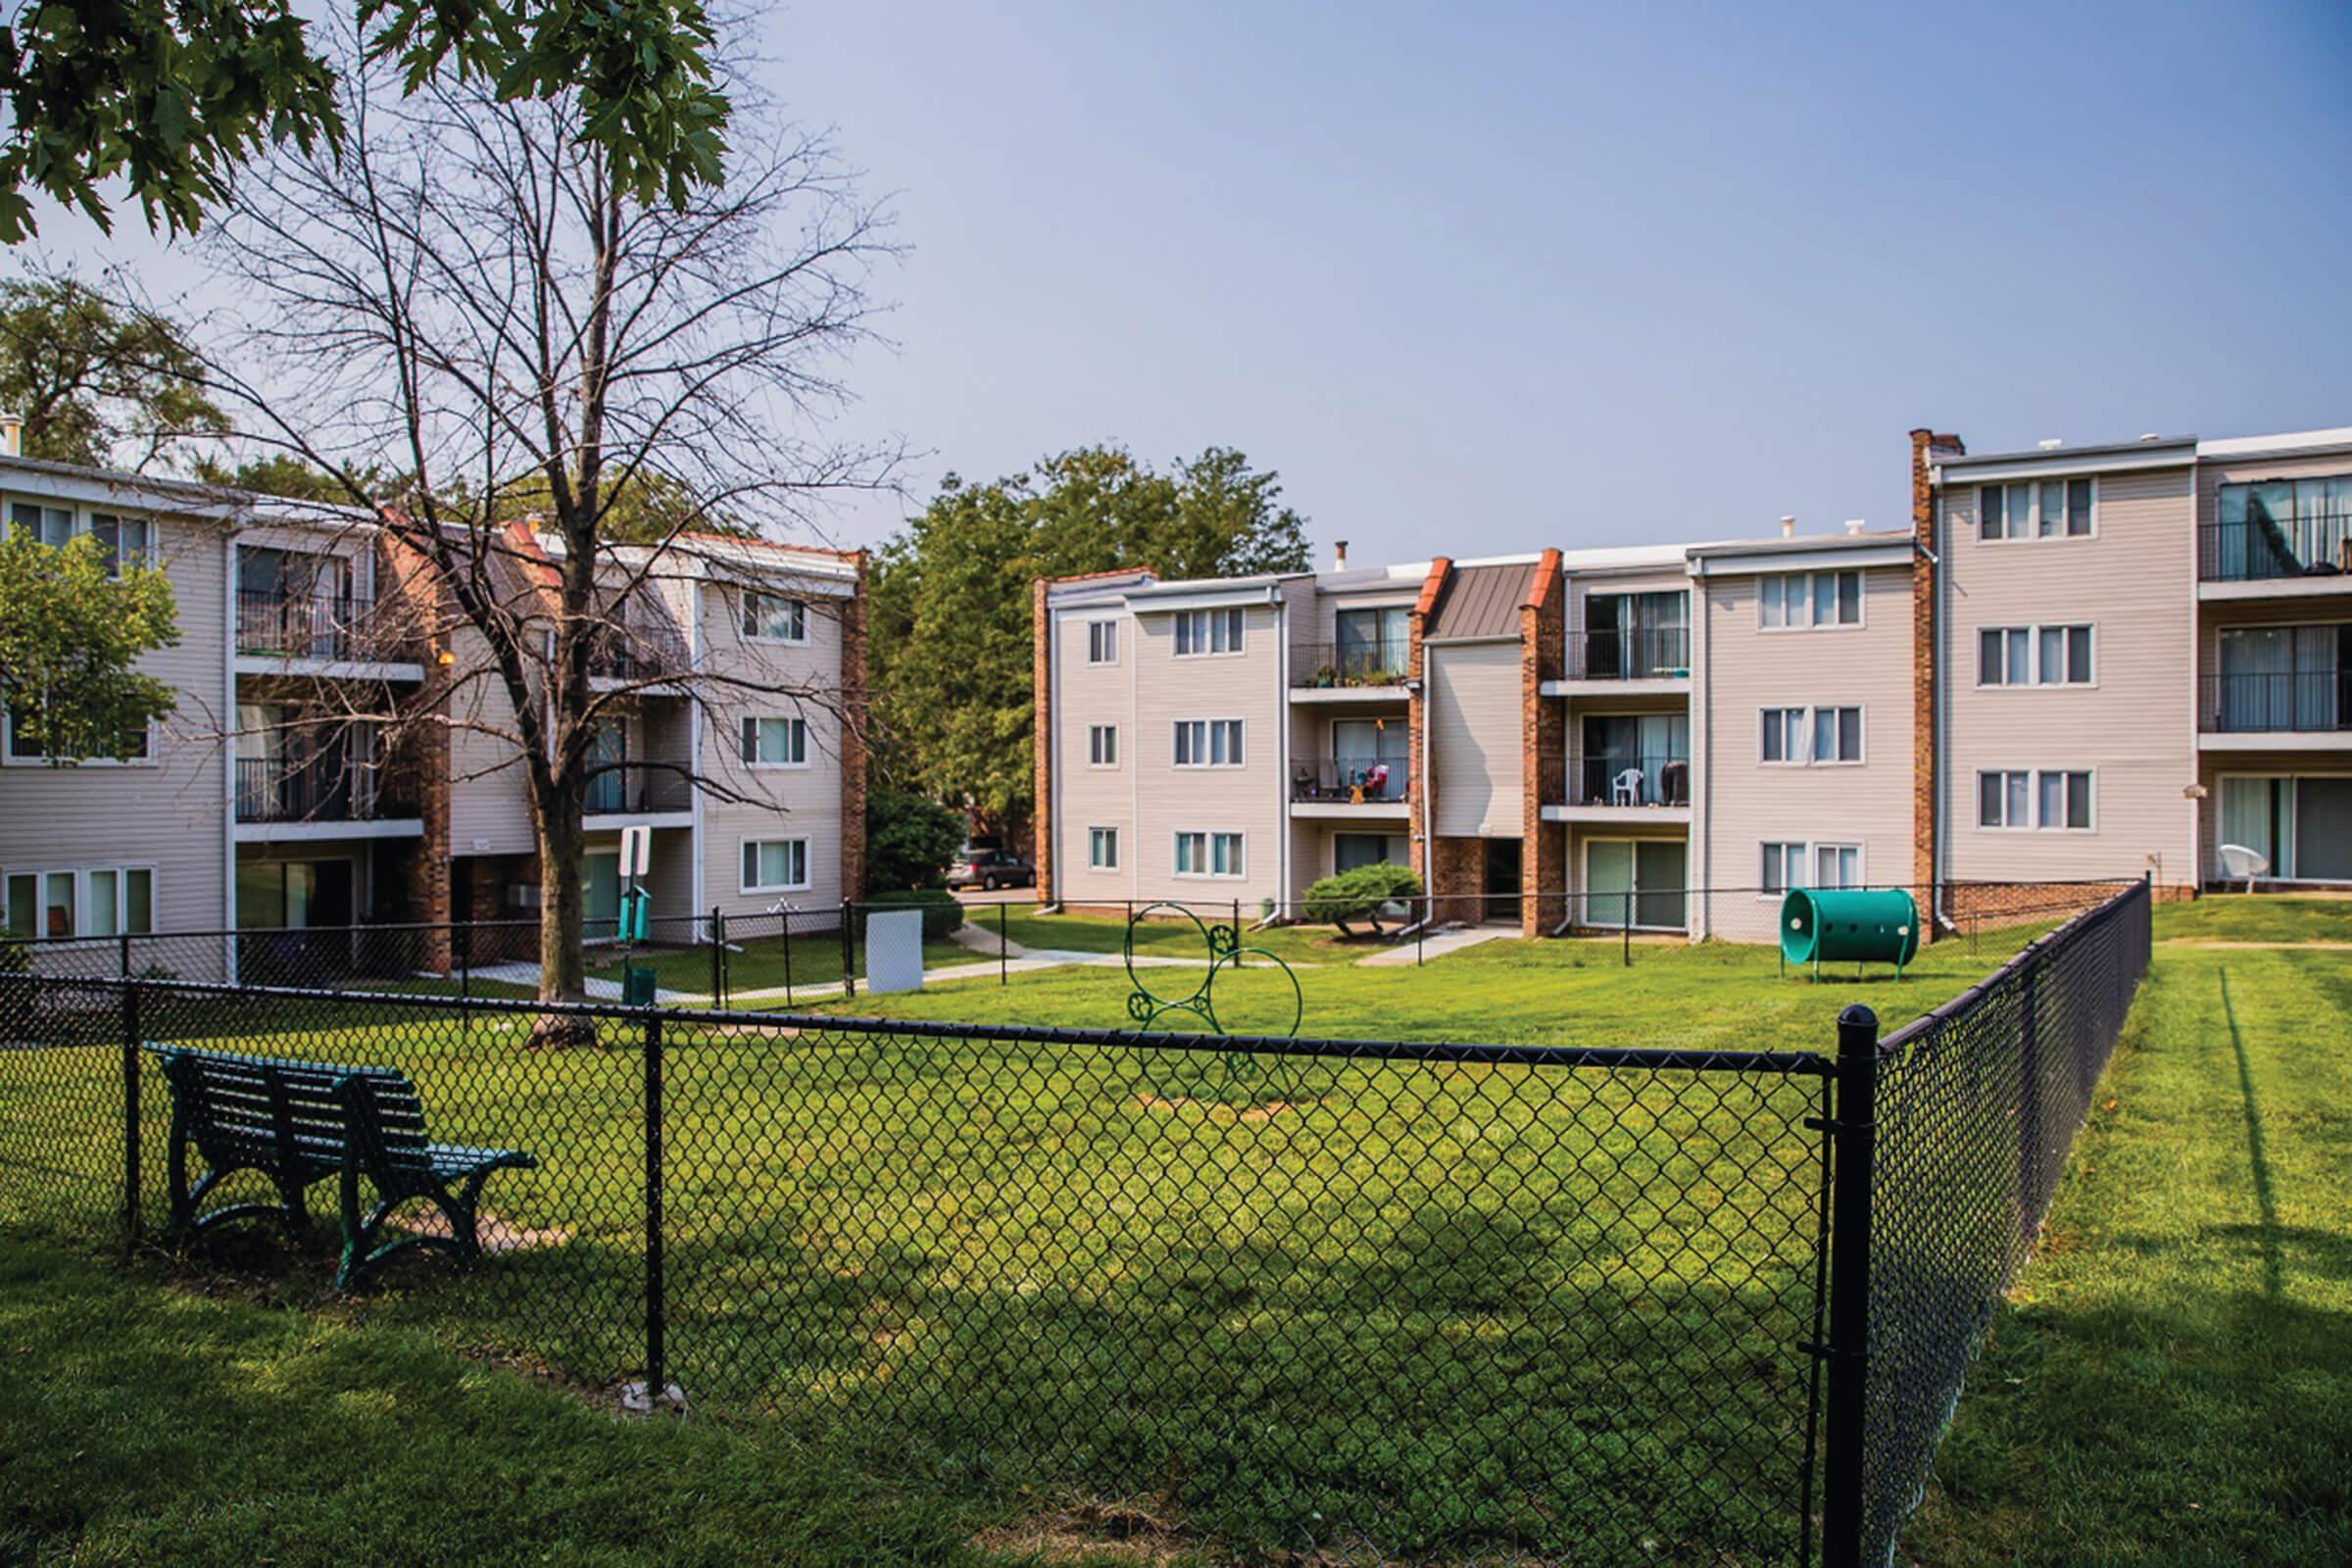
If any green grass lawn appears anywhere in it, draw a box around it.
[2,903,2343,1565]
[585,932,975,1000]
[1901,938,2352,1567]
[2150,891,2352,945]
[987,900,1396,966]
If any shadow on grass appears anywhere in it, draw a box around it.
[2218,966,2283,1299]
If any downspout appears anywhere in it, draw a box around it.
[223,532,239,983]
[1275,590,1289,919]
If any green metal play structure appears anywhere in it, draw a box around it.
[1779,887,1920,979]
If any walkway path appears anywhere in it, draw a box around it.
[1354,926,1516,966]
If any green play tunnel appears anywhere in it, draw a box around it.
[1780,887,1919,974]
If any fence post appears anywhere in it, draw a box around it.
[2017,960,2040,1246]
[998,900,1008,987]
[840,901,856,999]
[122,977,142,1244]
[641,1012,666,1406]
[709,906,725,1006]
[1623,891,1632,968]
[781,908,794,1006]
[1820,1002,1881,1568]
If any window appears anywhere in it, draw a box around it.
[1761,706,1860,764]
[1758,570,1862,630]
[1979,624,2093,686]
[89,514,151,574]
[1087,724,1118,766]
[3,865,153,938]
[1172,718,1244,766]
[1088,827,1119,870]
[1761,843,1861,893]
[1333,606,1409,680]
[1174,606,1246,656]
[1585,590,1689,678]
[2213,476,2352,580]
[1086,620,1118,665]
[740,838,810,893]
[739,715,808,765]
[1333,832,1410,873]
[9,501,156,578]
[1978,478,2092,542]
[1978,769,2092,830]
[4,702,151,762]
[742,592,807,642]
[9,501,73,548]
[1174,831,1245,878]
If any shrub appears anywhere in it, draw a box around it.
[1301,862,1423,936]
[863,886,964,941]
[864,789,968,894]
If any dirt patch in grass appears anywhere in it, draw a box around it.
[1133,1092,1294,1124]
[975,1498,1199,1565]
[390,1207,571,1254]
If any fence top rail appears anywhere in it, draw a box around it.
[1876,877,2147,1059]
[38,974,1835,1076]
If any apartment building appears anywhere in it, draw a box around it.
[1037,416,2352,944]
[1918,423,2352,905]
[0,446,867,973]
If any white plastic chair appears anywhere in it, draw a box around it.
[2217,843,2270,894]
[1611,767,1643,807]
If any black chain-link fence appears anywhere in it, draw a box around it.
[0,880,2155,1565]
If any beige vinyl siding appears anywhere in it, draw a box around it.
[1939,467,2196,884]
[446,623,537,858]
[1128,601,1285,904]
[1053,602,1140,899]
[0,509,230,945]
[1698,564,1912,943]
[1428,641,1521,837]
[699,576,852,917]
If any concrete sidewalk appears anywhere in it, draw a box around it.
[1353,926,1515,966]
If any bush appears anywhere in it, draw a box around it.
[1301,862,1423,935]
[864,790,967,894]
[862,886,964,941]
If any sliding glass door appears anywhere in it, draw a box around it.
[2218,774,2352,882]
[1585,838,1688,930]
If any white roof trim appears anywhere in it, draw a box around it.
[1934,447,2194,483]
[2198,425,2352,459]
[1690,543,1913,576]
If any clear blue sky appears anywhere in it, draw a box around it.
[46,0,2352,564]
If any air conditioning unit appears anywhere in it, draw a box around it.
[509,885,541,909]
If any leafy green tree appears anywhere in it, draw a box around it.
[868,446,1309,836]
[864,790,967,895]
[0,274,226,468]
[0,532,180,761]
[1301,863,1422,937]
[0,0,729,242]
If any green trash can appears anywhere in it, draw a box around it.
[620,962,660,1007]
[1780,888,1919,977]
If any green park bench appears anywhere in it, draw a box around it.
[149,1046,539,1291]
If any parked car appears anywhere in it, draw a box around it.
[947,847,1036,892]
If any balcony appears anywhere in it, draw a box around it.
[236,590,413,667]
[1542,751,1691,824]
[235,755,416,834]
[1293,638,1409,693]
[1570,626,1690,682]
[1289,756,1409,815]
[584,763,694,818]
[2198,670,2350,746]
[2199,518,2352,591]
[587,619,691,687]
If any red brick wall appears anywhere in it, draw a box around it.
[377,531,454,970]
[1428,836,1486,925]
[1521,549,1565,936]
[1406,558,1450,898]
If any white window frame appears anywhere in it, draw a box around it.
[2,705,156,767]
[1172,829,1247,879]
[1759,705,1863,766]
[738,836,812,895]
[2,863,158,938]
[741,590,808,645]
[1172,717,1246,768]
[1756,569,1864,632]
[1085,619,1119,666]
[1978,623,2095,688]
[1173,606,1247,658]
[1087,723,1118,768]
[1975,477,2097,544]
[739,714,810,768]
[1087,826,1119,871]
[1757,841,1865,897]
[1976,768,2095,832]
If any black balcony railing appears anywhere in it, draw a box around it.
[234,755,412,823]
[587,622,691,683]
[1568,752,1690,808]
[2199,516,2352,583]
[584,763,694,815]
[1290,756,1409,804]
[1294,638,1409,688]
[236,590,397,662]
[2200,669,2351,733]
[1574,625,1690,680]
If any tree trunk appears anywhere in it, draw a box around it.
[529,804,598,1048]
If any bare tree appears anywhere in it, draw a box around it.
[183,40,897,1038]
